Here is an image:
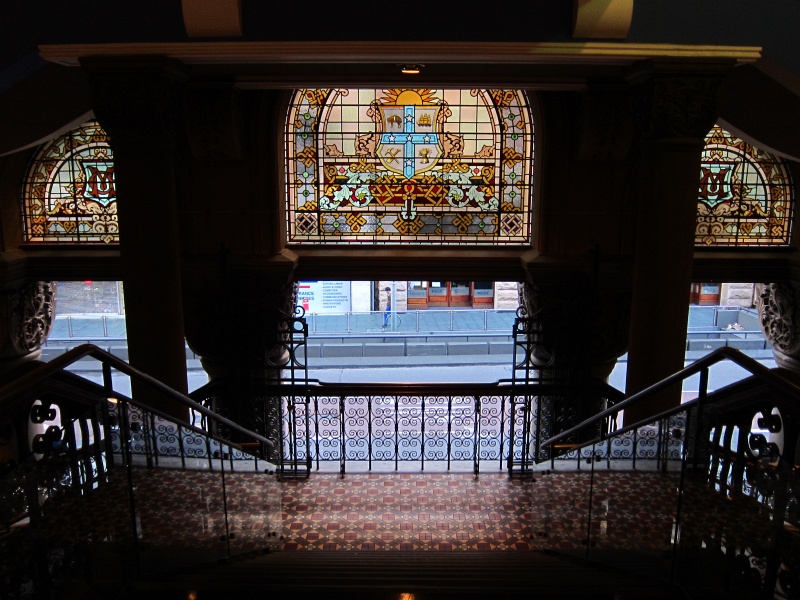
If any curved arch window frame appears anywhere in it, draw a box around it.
[696,125,795,248]
[21,120,118,245]
[284,87,535,246]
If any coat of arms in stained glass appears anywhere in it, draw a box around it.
[22,121,118,244]
[285,88,534,244]
[696,126,794,247]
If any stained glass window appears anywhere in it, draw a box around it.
[696,126,794,247]
[22,120,118,244]
[285,88,534,244]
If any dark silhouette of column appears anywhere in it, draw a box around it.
[83,58,189,420]
[624,61,731,425]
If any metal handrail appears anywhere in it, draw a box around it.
[190,374,621,399]
[543,346,800,452]
[0,343,274,450]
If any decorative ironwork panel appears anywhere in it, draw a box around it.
[280,394,311,470]
[478,395,507,464]
[285,88,534,244]
[371,395,398,462]
[22,121,118,244]
[450,395,479,461]
[308,395,342,464]
[294,392,511,470]
[696,125,794,246]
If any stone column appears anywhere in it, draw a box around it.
[83,58,189,421]
[757,282,800,371]
[182,259,299,456]
[518,276,628,447]
[624,64,727,425]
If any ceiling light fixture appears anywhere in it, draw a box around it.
[400,64,423,74]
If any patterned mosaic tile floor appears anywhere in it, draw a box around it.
[281,472,533,551]
[278,470,734,552]
[30,467,772,556]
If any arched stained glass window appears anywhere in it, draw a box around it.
[696,126,794,247]
[285,88,534,244]
[22,120,118,244]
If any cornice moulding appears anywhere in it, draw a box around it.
[39,41,762,68]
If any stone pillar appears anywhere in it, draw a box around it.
[624,65,726,425]
[518,276,628,445]
[83,58,189,421]
[182,259,298,455]
[756,282,800,371]
[494,282,520,310]
[0,281,56,467]
[0,281,56,371]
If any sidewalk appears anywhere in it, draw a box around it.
[46,306,776,393]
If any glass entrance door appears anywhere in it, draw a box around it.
[411,281,477,308]
[449,281,471,307]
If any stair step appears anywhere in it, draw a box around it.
[131,550,682,600]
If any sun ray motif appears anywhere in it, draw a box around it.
[381,89,439,106]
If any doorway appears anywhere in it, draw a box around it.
[407,281,494,309]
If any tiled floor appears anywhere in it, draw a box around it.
[30,467,773,558]
[281,472,533,551]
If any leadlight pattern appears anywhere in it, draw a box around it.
[696,126,794,247]
[22,121,118,244]
[286,89,534,244]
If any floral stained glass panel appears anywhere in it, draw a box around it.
[285,89,534,244]
[23,121,118,244]
[696,126,794,247]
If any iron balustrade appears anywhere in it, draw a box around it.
[202,380,623,478]
[540,347,800,598]
[0,344,281,598]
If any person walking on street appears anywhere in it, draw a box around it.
[383,286,391,328]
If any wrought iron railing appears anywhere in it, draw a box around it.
[0,345,280,599]
[191,378,624,478]
[541,347,800,599]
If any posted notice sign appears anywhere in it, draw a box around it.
[297,281,351,314]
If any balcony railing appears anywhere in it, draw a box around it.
[0,345,280,598]
[540,347,800,597]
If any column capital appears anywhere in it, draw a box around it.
[0,281,56,366]
[183,261,299,371]
[520,275,629,375]
[757,282,800,370]
[632,61,734,142]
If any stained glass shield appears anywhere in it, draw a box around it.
[696,126,794,247]
[22,121,118,244]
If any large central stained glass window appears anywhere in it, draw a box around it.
[285,88,534,244]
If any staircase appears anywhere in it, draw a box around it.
[75,549,683,600]
[3,345,800,600]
